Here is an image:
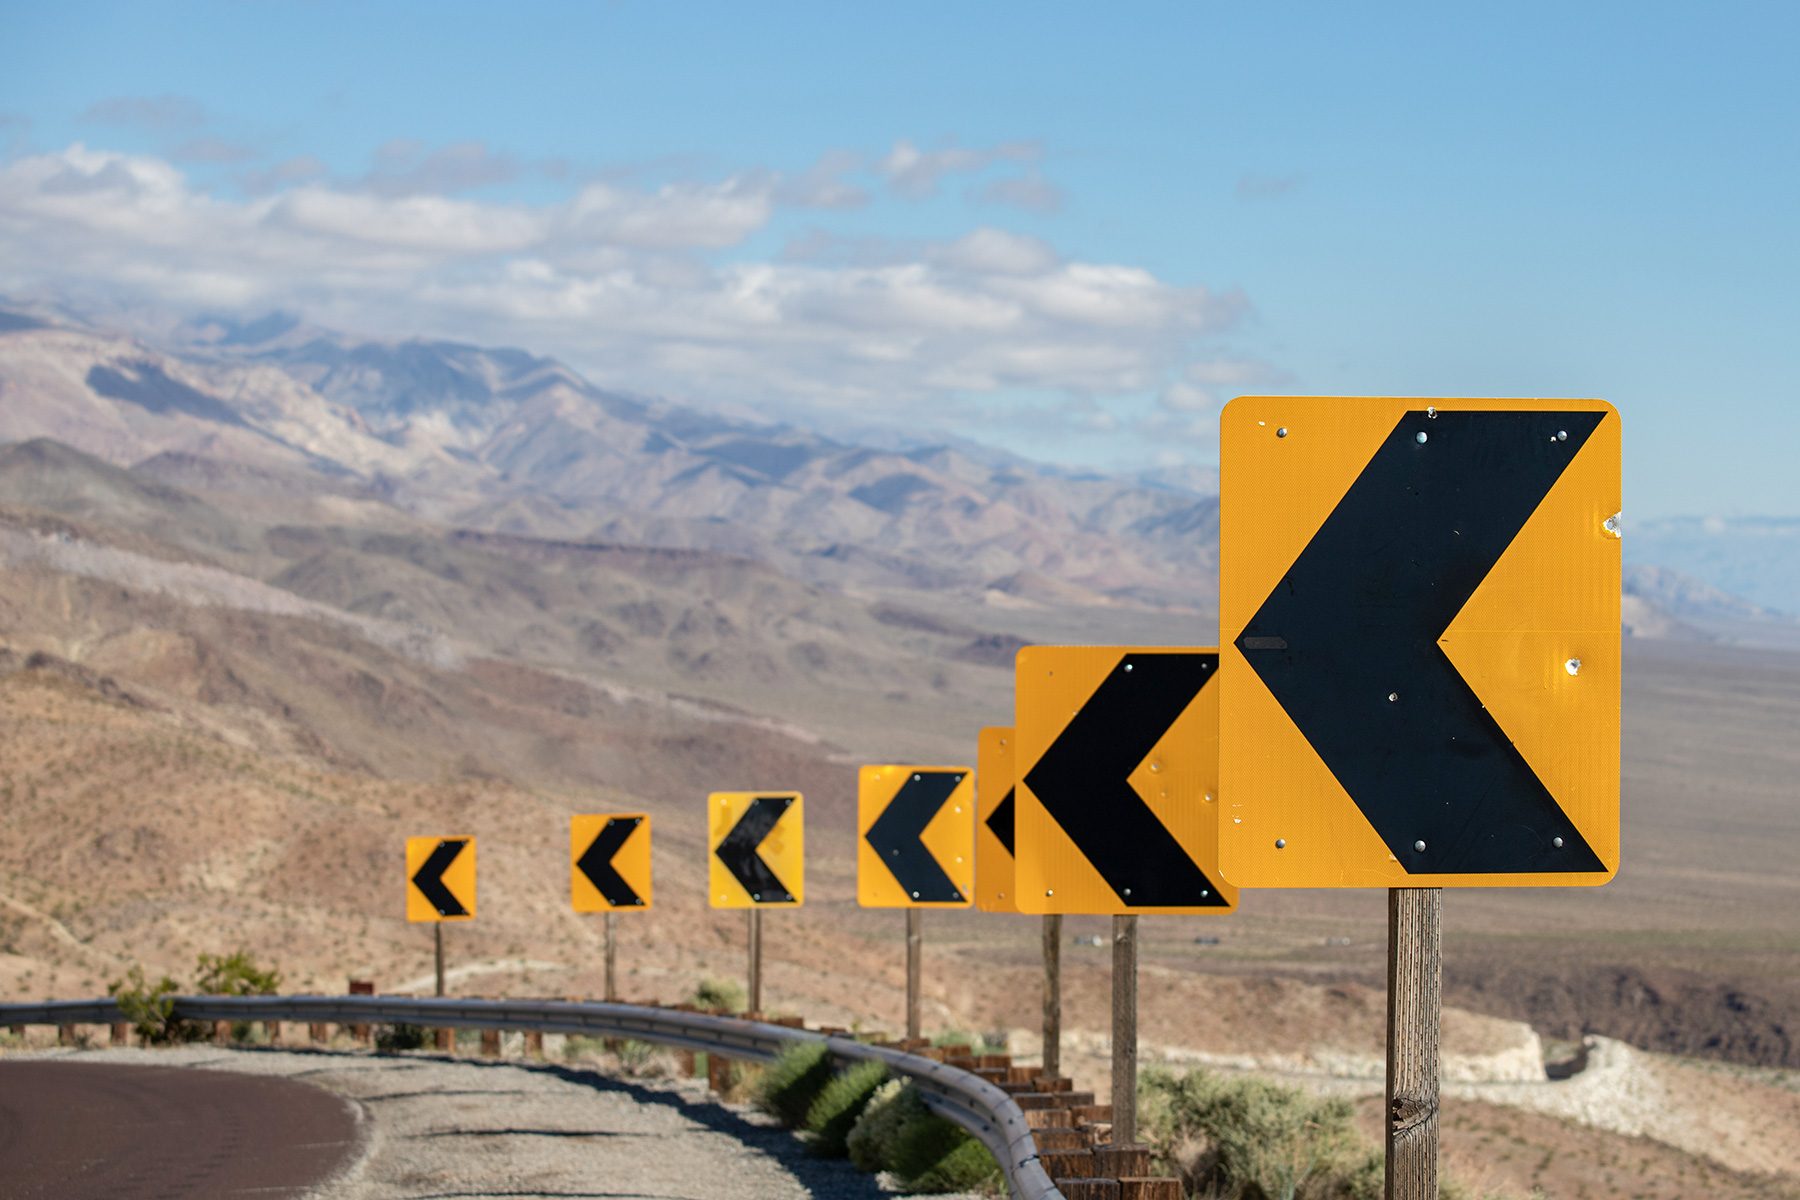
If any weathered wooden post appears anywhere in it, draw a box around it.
[1386,887,1442,1200]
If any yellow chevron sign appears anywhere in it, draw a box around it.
[709,792,804,908]
[406,836,476,923]
[570,814,652,912]
[1219,396,1621,888]
[1014,646,1235,915]
[857,765,974,908]
[975,727,1018,913]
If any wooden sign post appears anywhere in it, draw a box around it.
[905,909,923,1040]
[748,908,764,1013]
[603,911,618,1002]
[1042,913,1062,1076]
[1386,888,1442,1199]
[1111,914,1138,1143]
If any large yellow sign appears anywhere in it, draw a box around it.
[709,792,804,908]
[1015,646,1235,914]
[857,765,975,908]
[571,814,652,912]
[406,836,476,922]
[975,727,1018,913]
[1218,396,1621,888]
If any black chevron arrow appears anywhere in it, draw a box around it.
[867,771,967,902]
[1023,653,1227,907]
[576,817,645,907]
[986,788,1015,857]
[412,839,470,917]
[715,796,796,903]
[1235,408,1608,875]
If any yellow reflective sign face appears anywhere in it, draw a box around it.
[1219,396,1621,888]
[1015,646,1236,915]
[976,727,1018,913]
[571,814,652,912]
[709,792,804,908]
[857,765,975,908]
[406,835,476,922]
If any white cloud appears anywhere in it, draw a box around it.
[974,171,1064,214]
[878,138,1040,199]
[0,142,1248,435]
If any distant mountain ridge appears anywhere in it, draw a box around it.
[0,302,1220,608]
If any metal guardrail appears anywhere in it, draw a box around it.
[0,995,1060,1200]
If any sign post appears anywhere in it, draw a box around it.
[858,765,975,1043]
[406,836,476,1002]
[710,792,804,1013]
[1218,396,1623,1200]
[1042,915,1061,1076]
[572,814,651,1003]
[1016,645,1236,1135]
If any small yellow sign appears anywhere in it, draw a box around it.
[1218,396,1621,888]
[709,792,804,908]
[406,836,476,923]
[976,728,1018,913]
[857,765,975,908]
[571,814,652,912]
[1015,646,1235,915]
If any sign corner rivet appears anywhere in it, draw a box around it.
[1413,840,1427,852]
[1415,431,1428,444]
[1553,836,1565,849]
[1276,426,1289,439]
[1275,838,1287,849]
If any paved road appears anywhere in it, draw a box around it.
[0,1059,364,1199]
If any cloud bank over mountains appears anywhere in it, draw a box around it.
[0,124,1258,462]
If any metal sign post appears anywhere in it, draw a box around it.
[434,923,446,997]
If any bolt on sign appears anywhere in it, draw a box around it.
[1218,397,1622,888]
[1015,646,1236,914]
[709,792,804,908]
[857,765,975,908]
[406,836,476,922]
[571,814,652,912]
[976,727,1019,913]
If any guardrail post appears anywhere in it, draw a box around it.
[57,1023,75,1047]
[212,1019,231,1045]
[110,1022,130,1046]
[349,980,374,1046]
[525,1029,544,1058]
[480,1028,501,1057]
[435,1027,453,1052]
[309,1022,329,1045]
[265,1019,282,1046]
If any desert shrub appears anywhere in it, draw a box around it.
[1140,1066,1380,1200]
[804,1059,889,1156]
[194,949,280,996]
[754,1040,835,1127]
[107,965,195,1044]
[890,1109,1002,1194]
[689,977,745,1014]
[929,1028,1007,1055]
[847,1078,919,1172]
[376,1023,428,1051]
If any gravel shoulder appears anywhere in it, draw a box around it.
[2,1045,938,1200]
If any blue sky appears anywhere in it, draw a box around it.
[2,1,1796,517]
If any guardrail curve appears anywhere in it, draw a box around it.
[0,994,1061,1200]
